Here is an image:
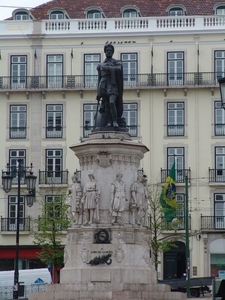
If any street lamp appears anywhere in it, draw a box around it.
[218,77,225,109]
[1,159,37,300]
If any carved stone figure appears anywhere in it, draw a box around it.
[130,175,147,226]
[82,173,100,225]
[110,173,128,225]
[68,174,83,225]
[96,44,124,128]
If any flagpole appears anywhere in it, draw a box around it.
[185,175,191,297]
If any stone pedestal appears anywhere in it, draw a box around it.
[29,131,186,300]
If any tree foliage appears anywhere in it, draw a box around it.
[32,188,70,269]
[148,183,183,273]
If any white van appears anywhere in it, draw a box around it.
[0,268,52,287]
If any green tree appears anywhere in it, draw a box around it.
[148,183,183,274]
[32,187,70,279]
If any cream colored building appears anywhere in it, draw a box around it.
[0,0,224,281]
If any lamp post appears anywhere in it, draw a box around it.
[185,175,191,298]
[2,159,37,300]
[218,77,225,109]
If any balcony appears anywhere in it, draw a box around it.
[148,216,191,230]
[1,15,225,37]
[38,216,68,231]
[39,170,68,185]
[209,168,225,183]
[167,125,184,136]
[161,168,191,184]
[46,126,63,138]
[201,216,225,230]
[215,124,225,136]
[9,127,26,139]
[1,217,30,231]
[0,72,221,93]
[162,216,191,230]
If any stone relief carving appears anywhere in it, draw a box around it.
[83,232,92,240]
[203,238,208,253]
[97,151,112,168]
[81,248,91,263]
[113,231,124,241]
[82,173,100,225]
[130,175,148,227]
[68,173,83,225]
[110,173,128,225]
[114,248,125,263]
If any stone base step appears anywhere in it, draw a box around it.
[28,284,186,300]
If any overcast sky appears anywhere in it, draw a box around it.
[0,1,47,20]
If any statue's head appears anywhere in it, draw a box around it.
[104,44,114,55]
[88,172,95,180]
[116,173,123,180]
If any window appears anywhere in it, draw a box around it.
[10,105,26,139]
[46,104,63,138]
[216,6,225,15]
[84,54,100,87]
[214,194,225,229]
[83,104,97,137]
[123,9,138,17]
[176,194,185,229]
[50,11,65,19]
[167,52,184,85]
[44,195,66,231]
[167,147,184,182]
[167,102,184,136]
[45,196,62,219]
[87,10,102,18]
[47,55,63,88]
[8,195,25,231]
[169,8,184,16]
[11,56,27,89]
[121,53,137,86]
[46,149,63,184]
[9,150,26,184]
[215,101,225,136]
[15,12,29,20]
[215,51,225,80]
[215,147,225,182]
[123,103,138,137]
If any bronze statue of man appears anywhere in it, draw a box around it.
[96,44,123,128]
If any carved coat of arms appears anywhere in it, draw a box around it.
[97,152,112,168]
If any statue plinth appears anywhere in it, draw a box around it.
[29,131,185,300]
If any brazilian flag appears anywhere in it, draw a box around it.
[160,161,176,222]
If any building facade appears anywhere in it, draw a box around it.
[0,0,225,280]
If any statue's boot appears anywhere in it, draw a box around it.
[110,103,119,128]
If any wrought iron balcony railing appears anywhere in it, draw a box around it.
[161,216,191,230]
[148,216,191,230]
[161,168,191,183]
[214,124,225,136]
[37,216,68,231]
[1,217,30,231]
[209,168,225,183]
[39,170,68,185]
[167,125,184,136]
[9,127,26,139]
[46,126,63,138]
[201,216,225,230]
[0,72,222,91]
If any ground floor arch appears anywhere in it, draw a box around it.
[163,241,186,279]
